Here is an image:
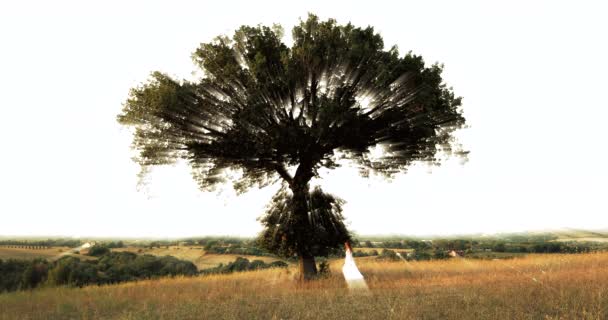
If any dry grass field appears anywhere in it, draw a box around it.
[1,252,607,319]
[0,246,95,261]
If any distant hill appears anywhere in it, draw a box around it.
[2,228,608,245]
[355,228,608,242]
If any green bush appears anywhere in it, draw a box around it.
[318,261,331,278]
[376,249,400,261]
[87,245,110,257]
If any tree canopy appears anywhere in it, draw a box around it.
[118,14,466,278]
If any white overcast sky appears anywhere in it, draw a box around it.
[1,0,607,238]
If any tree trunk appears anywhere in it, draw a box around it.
[299,254,318,281]
[290,177,317,281]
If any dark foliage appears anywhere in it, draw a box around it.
[352,249,379,257]
[257,185,351,258]
[87,244,110,256]
[96,252,198,283]
[204,244,272,256]
[317,260,331,277]
[200,257,288,275]
[0,259,49,292]
[0,253,197,293]
[0,239,81,248]
[105,241,124,249]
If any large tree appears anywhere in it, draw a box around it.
[118,14,466,280]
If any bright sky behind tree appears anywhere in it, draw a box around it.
[1,0,606,238]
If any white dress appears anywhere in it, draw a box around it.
[342,249,368,290]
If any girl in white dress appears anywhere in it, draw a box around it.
[342,242,369,290]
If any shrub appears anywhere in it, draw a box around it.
[377,249,400,261]
[318,261,331,278]
[87,245,110,257]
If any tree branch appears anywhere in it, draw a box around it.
[274,163,293,185]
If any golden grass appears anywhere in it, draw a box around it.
[0,246,66,260]
[0,247,95,261]
[2,253,608,319]
[113,246,207,259]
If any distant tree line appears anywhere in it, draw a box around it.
[87,244,111,256]
[354,238,606,254]
[103,241,125,249]
[353,240,605,262]
[471,241,598,254]
[204,245,273,256]
[200,257,288,275]
[0,252,197,293]
[352,250,379,257]
[133,237,249,249]
[372,248,451,261]
[0,239,82,248]
[202,240,273,257]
